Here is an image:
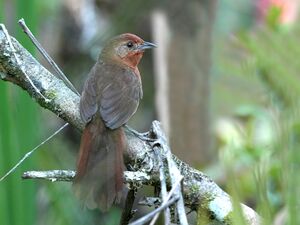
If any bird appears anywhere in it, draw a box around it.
[73,33,156,211]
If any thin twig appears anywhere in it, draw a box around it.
[150,146,170,225]
[18,18,80,96]
[0,25,262,223]
[0,24,49,102]
[131,177,183,225]
[22,169,75,182]
[129,197,179,225]
[22,170,152,186]
[119,189,137,225]
[0,21,75,182]
[1,20,75,182]
[151,121,188,225]
[0,123,69,182]
[166,152,187,225]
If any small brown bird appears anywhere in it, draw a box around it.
[73,33,156,211]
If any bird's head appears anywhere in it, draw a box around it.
[101,33,156,69]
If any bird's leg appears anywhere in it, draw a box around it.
[125,125,156,142]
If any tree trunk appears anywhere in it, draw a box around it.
[153,0,217,166]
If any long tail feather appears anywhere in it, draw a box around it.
[73,116,125,211]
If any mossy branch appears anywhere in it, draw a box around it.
[0,24,260,225]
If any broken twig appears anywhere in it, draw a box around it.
[0,24,261,225]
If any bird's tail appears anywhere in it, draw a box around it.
[73,116,125,211]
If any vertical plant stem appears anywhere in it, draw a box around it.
[14,0,39,224]
[0,83,13,225]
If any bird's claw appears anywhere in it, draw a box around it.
[125,125,156,142]
[150,140,162,148]
[140,136,156,142]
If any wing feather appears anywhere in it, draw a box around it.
[80,69,98,124]
[100,70,141,129]
[79,62,142,129]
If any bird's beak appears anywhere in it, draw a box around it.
[138,41,157,50]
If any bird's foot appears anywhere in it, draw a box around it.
[125,125,156,142]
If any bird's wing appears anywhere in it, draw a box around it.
[99,67,142,129]
[80,62,142,129]
[79,65,99,124]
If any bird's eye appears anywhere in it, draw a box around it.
[126,41,134,48]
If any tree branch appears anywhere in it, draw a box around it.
[150,121,187,225]
[151,144,170,225]
[119,189,137,225]
[0,24,260,225]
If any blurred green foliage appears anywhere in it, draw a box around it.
[0,0,39,225]
[215,14,300,224]
[0,1,122,224]
[1,0,300,224]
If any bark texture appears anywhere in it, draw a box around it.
[0,25,260,225]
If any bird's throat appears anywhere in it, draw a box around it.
[101,50,143,77]
[121,51,143,69]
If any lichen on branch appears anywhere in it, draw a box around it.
[0,24,260,225]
